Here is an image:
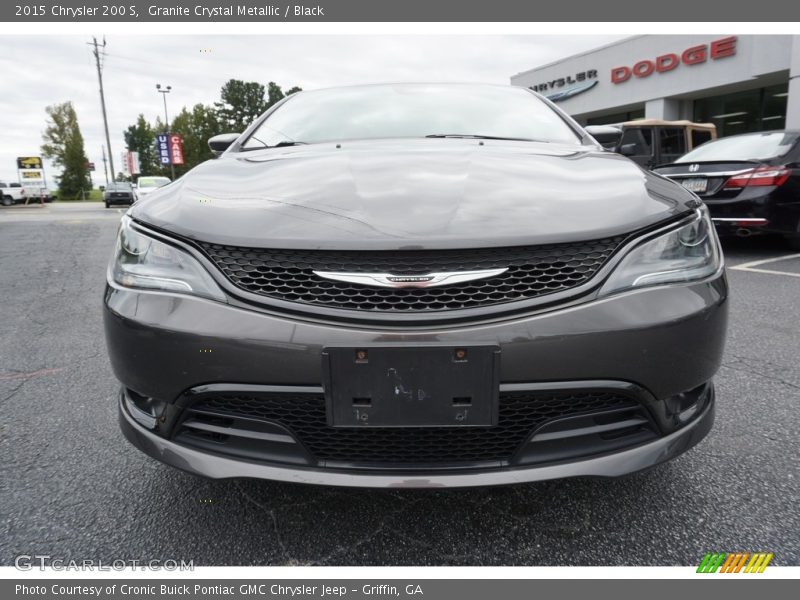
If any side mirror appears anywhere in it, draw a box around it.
[208,133,241,156]
[585,125,623,150]
[619,143,637,157]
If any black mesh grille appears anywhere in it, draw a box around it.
[199,238,625,312]
[179,391,638,464]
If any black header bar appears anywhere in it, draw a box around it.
[4,0,800,22]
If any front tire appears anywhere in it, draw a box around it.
[2,196,13,207]
[105,202,110,209]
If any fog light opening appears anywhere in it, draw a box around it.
[666,384,711,424]
[123,388,166,430]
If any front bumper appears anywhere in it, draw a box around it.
[119,387,715,488]
[104,273,727,487]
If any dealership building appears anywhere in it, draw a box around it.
[511,35,800,137]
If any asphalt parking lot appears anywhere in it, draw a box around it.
[1,202,798,566]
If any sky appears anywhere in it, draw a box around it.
[0,34,627,186]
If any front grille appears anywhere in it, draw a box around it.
[177,390,638,465]
[199,238,625,312]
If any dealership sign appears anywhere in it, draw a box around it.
[17,156,42,170]
[123,151,141,176]
[16,155,45,185]
[529,69,598,93]
[156,133,184,166]
[169,134,184,165]
[611,36,737,84]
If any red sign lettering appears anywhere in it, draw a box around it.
[655,53,679,73]
[633,60,655,78]
[611,66,631,84]
[610,36,737,84]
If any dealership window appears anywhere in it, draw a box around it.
[694,83,788,138]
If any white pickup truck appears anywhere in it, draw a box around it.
[0,182,26,206]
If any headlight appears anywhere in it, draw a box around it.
[110,216,225,301]
[600,208,721,296]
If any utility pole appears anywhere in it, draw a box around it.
[89,37,115,182]
[156,83,176,180]
[101,145,109,186]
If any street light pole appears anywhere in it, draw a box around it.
[156,83,176,180]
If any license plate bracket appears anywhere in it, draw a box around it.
[322,344,500,428]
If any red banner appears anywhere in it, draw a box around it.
[168,134,184,165]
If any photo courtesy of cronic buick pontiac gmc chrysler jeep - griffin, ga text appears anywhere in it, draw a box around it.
[103,83,728,488]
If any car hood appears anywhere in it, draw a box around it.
[131,139,697,250]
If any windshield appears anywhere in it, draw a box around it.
[137,177,170,188]
[676,131,799,163]
[242,84,582,148]
[108,183,132,190]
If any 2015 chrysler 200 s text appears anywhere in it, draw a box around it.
[103,84,728,488]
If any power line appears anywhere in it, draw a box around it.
[88,36,115,182]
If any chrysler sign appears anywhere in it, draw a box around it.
[611,36,737,84]
[529,70,598,93]
[529,70,598,102]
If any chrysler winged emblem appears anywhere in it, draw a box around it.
[313,268,508,289]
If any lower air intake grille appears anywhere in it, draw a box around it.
[177,390,639,465]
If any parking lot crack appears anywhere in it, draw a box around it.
[0,379,28,406]
[720,360,800,392]
[233,481,296,564]
[313,497,425,565]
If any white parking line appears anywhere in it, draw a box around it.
[729,253,800,278]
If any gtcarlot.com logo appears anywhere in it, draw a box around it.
[14,555,194,571]
[697,552,773,573]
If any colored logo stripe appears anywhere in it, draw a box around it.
[697,552,773,573]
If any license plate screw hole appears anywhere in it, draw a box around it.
[454,348,468,362]
[355,349,368,363]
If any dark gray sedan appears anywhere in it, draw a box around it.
[104,84,728,488]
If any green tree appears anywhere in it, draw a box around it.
[123,114,159,176]
[266,82,302,109]
[40,101,91,199]
[214,79,303,132]
[215,79,267,132]
[169,103,222,176]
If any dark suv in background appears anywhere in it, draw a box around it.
[104,84,727,488]
[103,182,137,208]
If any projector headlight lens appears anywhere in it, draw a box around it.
[110,216,225,301]
[600,207,721,296]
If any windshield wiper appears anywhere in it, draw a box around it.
[272,140,307,147]
[424,134,547,143]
